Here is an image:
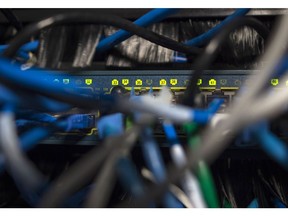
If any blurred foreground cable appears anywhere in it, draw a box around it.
[39,126,141,207]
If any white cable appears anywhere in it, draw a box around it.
[141,168,194,208]
[170,144,207,208]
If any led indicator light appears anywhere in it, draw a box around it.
[209,79,216,86]
[85,79,92,85]
[53,78,60,83]
[160,79,167,86]
[135,79,143,86]
[63,79,70,84]
[220,79,227,85]
[146,79,153,85]
[112,79,119,86]
[271,79,279,86]
[122,79,129,85]
[197,79,202,85]
[170,79,178,86]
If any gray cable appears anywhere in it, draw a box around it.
[39,126,140,207]
[0,112,45,191]
[84,126,140,208]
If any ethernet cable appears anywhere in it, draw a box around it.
[185,123,219,208]
[0,105,46,191]
[141,15,288,209]
[39,126,141,207]
[0,83,71,113]
[173,9,250,62]
[253,124,288,169]
[3,13,201,60]
[0,58,225,124]
[180,14,288,170]
[0,41,39,60]
[163,121,207,208]
[96,9,179,54]
[116,157,147,201]
[140,127,183,208]
[141,168,194,208]
[85,113,131,208]
[248,198,259,208]
[129,93,223,124]
[185,9,250,47]
[0,58,109,110]
[181,16,270,107]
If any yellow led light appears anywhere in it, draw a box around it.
[209,79,216,86]
[271,79,279,86]
[197,79,202,85]
[159,79,167,86]
[112,79,119,86]
[122,79,129,86]
[135,79,143,86]
[85,79,92,85]
[170,79,178,86]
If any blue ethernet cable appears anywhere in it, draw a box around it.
[0,58,112,110]
[141,127,183,208]
[253,124,288,169]
[274,198,287,208]
[0,58,78,95]
[0,84,71,113]
[248,198,259,208]
[96,9,179,55]
[0,41,39,60]
[185,9,250,47]
[0,114,93,173]
[173,8,250,62]
[116,157,146,199]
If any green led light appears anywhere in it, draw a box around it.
[271,79,279,86]
[63,79,70,84]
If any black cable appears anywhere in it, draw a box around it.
[84,125,138,208]
[84,151,119,208]
[0,9,23,32]
[3,12,202,59]
[39,126,141,207]
[181,17,270,107]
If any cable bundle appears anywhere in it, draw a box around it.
[0,8,288,208]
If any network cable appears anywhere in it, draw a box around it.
[39,125,141,207]
[3,13,201,60]
[96,8,179,54]
[181,16,270,107]
[185,8,250,47]
[163,121,207,208]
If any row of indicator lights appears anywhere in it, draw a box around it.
[53,78,93,85]
[112,79,179,86]
[111,79,242,87]
[52,78,249,87]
